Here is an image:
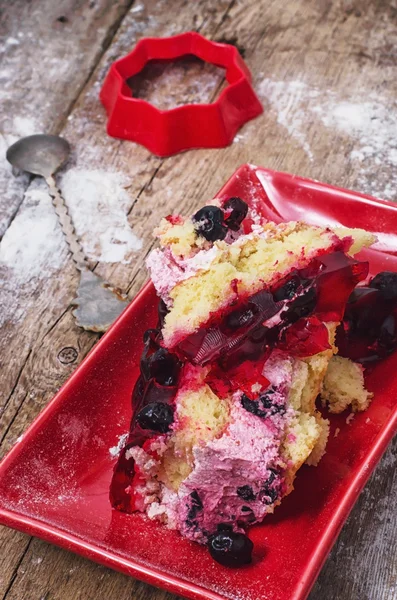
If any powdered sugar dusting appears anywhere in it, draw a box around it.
[0,180,68,327]
[109,432,129,458]
[258,78,397,200]
[0,183,66,287]
[60,168,143,264]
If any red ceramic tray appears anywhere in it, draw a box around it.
[1,164,396,600]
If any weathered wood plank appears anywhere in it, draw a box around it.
[0,0,135,237]
[310,437,397,600]
[1,0,396,599]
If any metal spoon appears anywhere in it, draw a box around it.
[6,134,128,332]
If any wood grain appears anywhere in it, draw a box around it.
[1,0,396,599]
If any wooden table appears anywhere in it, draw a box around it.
[1,1,396,598]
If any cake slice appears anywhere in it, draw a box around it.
[110,196,380,567]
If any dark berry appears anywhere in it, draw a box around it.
[193,205,227,242]
[241,394,262,416]
[369,271,397,300]
[260,486,279,504]
[217,523,233,532]
[259,391,286,416]
[142,328,161,352]
[223,197,248,231]
[265,468,278,486]
[187,490,203,520]
[377,314,396,350]
[136,402,174,433]
[237,485,256,501]
[208,530,253,567]
[241,389,284,418]
[282,287,317,323]
[225,306,257,331]
[141,347,181,386]
[157,299,169,328]
[239,507,257,525]
[273,274,301,301]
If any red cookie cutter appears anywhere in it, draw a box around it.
[99,32,263,157]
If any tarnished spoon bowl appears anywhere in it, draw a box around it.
[6,134,71,178]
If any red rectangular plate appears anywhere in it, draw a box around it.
[1,164,397,600]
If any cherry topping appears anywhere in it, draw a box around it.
[223,197,248,231]
[193,205,227,241]
[208,526,253,567]
[136,402,174,433]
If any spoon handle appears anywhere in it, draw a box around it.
[46,175,87,271]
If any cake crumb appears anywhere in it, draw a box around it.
[334,427,340,438]
[365,417,371,424]
[346,413,355,425]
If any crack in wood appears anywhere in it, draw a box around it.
[1,537,33,600]
[0,392,29,448]
[1,350,32,419]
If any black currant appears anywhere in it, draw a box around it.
[369,271,397,301]
[136,402,174,433]
[208,528,253,567]
[223,197,248,231]
[193,205,227,242]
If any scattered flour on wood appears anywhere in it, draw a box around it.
[60,168,143,263]
[258,79,316,160]
[0,180,67,326]
[258,78,397,200]
[0,181,66,286]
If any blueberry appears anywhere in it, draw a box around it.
[260,486,279,504]
[193,206,227,241]
[282,287,317,323]
[239,507,257,525]
[369,271,397,300]
[237,485,256,501]
[241,389,284,418]
[241,394,262,417]
[187,490,203,520]
[136,402,174,433]
[378,314,397,351]
[223,197,248,231]
[265,468,278,486]
[141,347,181,386]
[217,523,233,532]
[208,529,253,567]
[259,391,286,416]
[225,306,257,330]
[157,299,169,328]
[273,274,301,301]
